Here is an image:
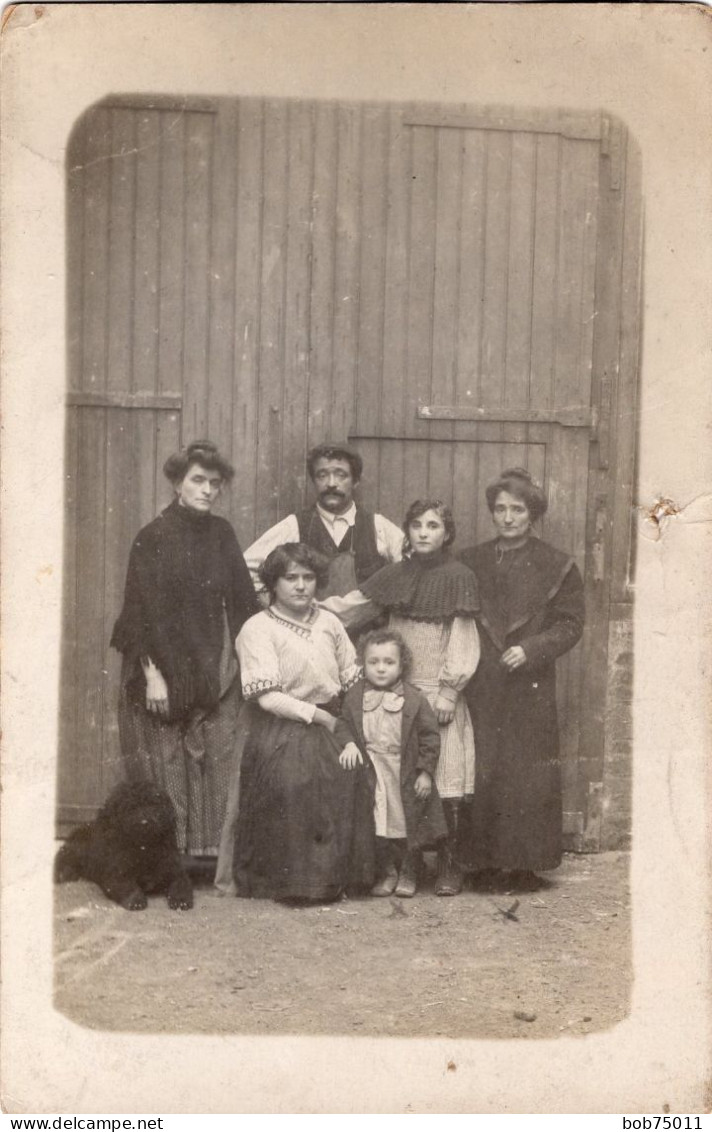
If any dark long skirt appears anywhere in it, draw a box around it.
[233,713,375,901]
[464,654,563,873]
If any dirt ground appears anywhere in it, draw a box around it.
[54,850,630,1040]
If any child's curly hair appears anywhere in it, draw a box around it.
[359,628,413,681]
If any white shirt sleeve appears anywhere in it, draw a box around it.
[374,513,405,562]
[437,617,481,702]
[257,690,317,724]
[242,515,301,599]
[320,589,380,630]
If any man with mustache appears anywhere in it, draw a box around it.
[244,443,403,602]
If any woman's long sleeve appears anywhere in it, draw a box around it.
[519,565,585,671]
[437,616,481,706]
[256,690,317,724]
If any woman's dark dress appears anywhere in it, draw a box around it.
[458,537,585,872]
[110,498,259,855]
[232,607,375,902]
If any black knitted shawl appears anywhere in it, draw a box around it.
[110,499,260,720]
[360,550,480,622]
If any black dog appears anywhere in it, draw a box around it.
[54,781,193,911]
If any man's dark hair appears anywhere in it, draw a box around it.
[306,443,363,483]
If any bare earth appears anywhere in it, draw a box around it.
[54,851,630,1039]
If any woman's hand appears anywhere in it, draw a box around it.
[144,665,169,717]
[339,742,363,770]
[501,645,527,672]
[414,771,432,798]
[433,694,455,726]
[313,708,337,733]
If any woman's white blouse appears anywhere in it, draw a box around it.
[236,606,361,723]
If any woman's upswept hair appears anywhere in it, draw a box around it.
[402,498,456,555]
[485,467,548,522]
[359,627,413,681]
[163,440,235,485]
[259,543,330,601]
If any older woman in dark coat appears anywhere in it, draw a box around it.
[458,468,585,889]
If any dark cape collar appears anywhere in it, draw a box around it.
[361,550,479,622]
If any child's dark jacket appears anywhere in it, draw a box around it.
[335,680,448,847]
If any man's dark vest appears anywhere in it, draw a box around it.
[297,506,388,587]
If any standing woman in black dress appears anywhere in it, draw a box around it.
[110,440,260,860]
[459,468,585,890]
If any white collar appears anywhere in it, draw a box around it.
[316,501,357,527]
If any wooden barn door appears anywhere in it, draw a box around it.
[60,96,639,844]
[345,106,636,848]
[59,98,216,826]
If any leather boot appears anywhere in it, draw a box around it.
[435,800,463,896]
[370,838,398,896]
[395,847,422,898]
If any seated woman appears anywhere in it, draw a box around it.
[232,543,374,903]
[458,468,585,891]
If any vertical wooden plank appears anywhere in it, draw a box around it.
[281,101,314,519]
[157,110,186,400]
[376,106,411,522]
[132,109,161,552]
[206,101,239,465]
[254,99,288,533]
[554,138,590,409]
[577,124,631,833]
[476,442,504,545]
[58,407,80,815]
[380,106,410,439]
[576,142,600,407]
[133,110,161,394]
[60,118,87,817]
[182,111,215,439]
[529,135,560,414]
[331,103,362,445]
[610,130,642,602]
[106,109,136,395]
[504,133,536,446]
[354,105,389,442]
[454,130,486,446]
[451,441,478,551]
[404,123,436,496]
[74,408,108,809]
[102,107,139,799]
[377,440,407,531]
[233,99,264,543]
[308,101,338,451]
[428,128,461,497]
[479,131,511,449]
[66,117,85,396]
[81,106,111,393]
[103,409,136,796]
[155,410,182,516]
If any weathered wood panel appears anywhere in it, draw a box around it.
[61,95,641,845]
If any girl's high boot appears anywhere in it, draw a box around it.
[435,799,463,896]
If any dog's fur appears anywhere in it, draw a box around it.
[54,781,193,911]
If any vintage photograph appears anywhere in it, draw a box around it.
[53,92,639,1040]
[2,2,710,1116]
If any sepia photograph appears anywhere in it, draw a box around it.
[54,89,638,1041]
[1,2,710,1115]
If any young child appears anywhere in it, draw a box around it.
[324,500,481,895]
[336,629,447,898]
